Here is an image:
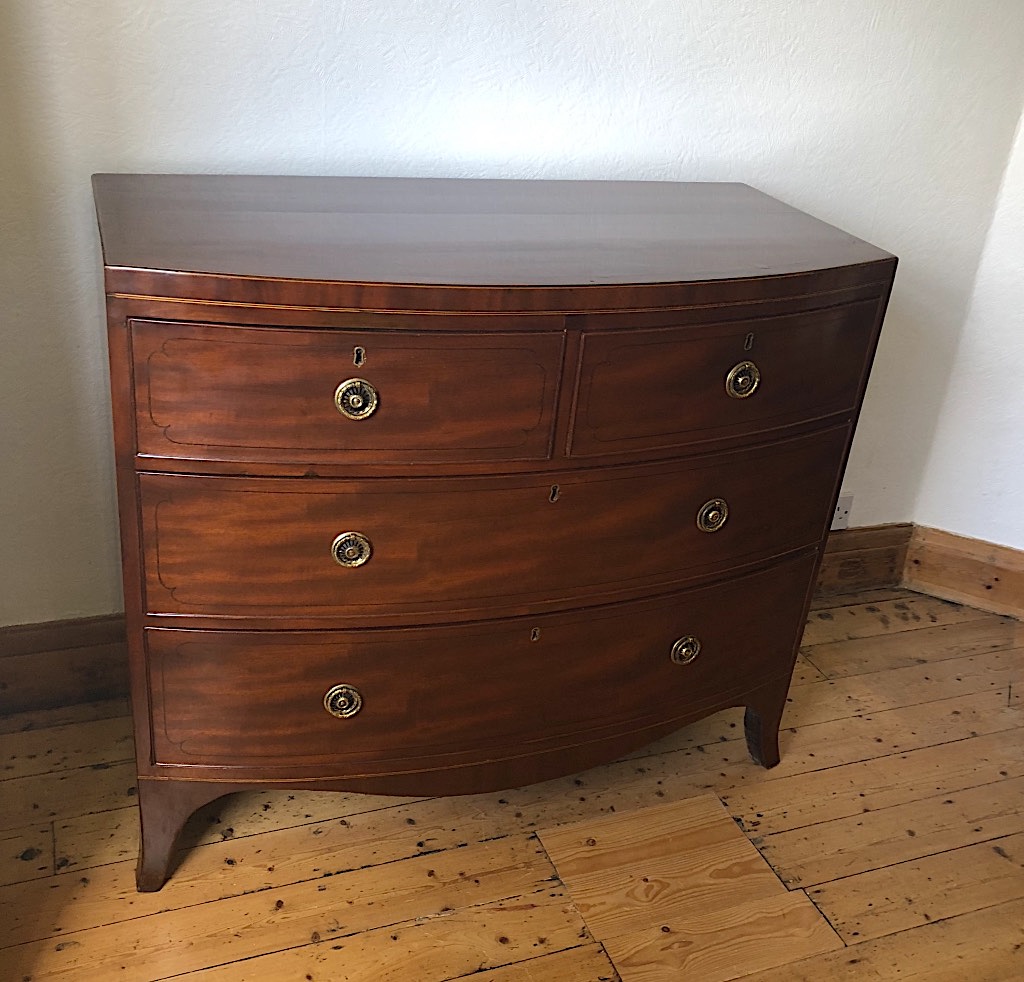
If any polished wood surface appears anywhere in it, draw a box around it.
[1,587,1021,979]
[147,554,814,778]
[93,174,893,289]
[131,319,565,465]
[570,301,877,457]
[95,175,896,889]
[139,430,843,625]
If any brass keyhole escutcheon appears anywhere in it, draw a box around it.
[725,360,761,399]
[670,636,702,665]
[331,531,372,568]
[334,378,379,420]
[324,684,363,719]
[697,498,729,533]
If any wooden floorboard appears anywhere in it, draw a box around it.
[0,587,1022,980]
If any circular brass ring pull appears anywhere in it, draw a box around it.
[324,684,363,719]
[670,636,702,665]
[725,360,760,399]
[697,498,729,533]
[334,378,379,420]
[331,531,372,567]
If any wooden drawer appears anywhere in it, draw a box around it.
[140,426,847,623]
[130,320,564,465]
[147,551,816,774]
[569,300,879,456]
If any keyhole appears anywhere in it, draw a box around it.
[549,485,560,502]
[353,346,365,367]
[530,628,541,642]
[744,333,754,352]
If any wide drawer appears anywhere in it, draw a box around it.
[148,551,816,772]
[569,300,879,456]
[130,320,564,465]
[141,425,848,623]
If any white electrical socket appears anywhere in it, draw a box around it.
[832,492,853,531]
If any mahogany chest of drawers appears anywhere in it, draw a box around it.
[94,175,896,890]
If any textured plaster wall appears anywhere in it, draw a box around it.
[2,0,1024,626]
[914,116,1024,548]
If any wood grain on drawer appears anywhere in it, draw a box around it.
[130,320,564,464]
[569,301,879,456]
[140,426,847,625]
[147,551,816,777]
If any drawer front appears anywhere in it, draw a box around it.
[131,320,564,464]
[148,551,816,770]
[569,300,879,456]
[141,426,847,622]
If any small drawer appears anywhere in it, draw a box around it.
[140,425,847,623]
[569,300,879,456]
[130,320,564,465]
[147,551,816,774]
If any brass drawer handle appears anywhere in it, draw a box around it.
[334,378,379,419]
[696,498,729,533]
[324,684,363,719]
[331,531,372,567]
[670,636,702,665]
[725,360,760,399]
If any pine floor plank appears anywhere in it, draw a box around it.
[802,617,1024,679]
[552,843,779,947]
[603,891,841,982]
[0,822,52,885]
[790,654,828,685]
[810,831,1024,942]
[539,797,783,943]
[799,596,990,647]
[634,649,1022,764]
[2,835,559,982]
[55,788,419,875]
[185,889,589,982]
[722,726,1024,836]
[0,699,129,735]
[456,943,619,981]
[538,796,733,880]
[736,895,1024,981]
[538,797,839,982]
[1,715,134,781]
[759,775,1024,888]
[0,760,137,832]
[783,648,1023,729]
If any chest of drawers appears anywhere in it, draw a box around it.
[94,175,896,890]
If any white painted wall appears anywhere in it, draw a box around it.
[914,116,1024,548]
[2,1,1024,626]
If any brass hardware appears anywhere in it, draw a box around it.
[670,636,702,665]
[324,684,363,718]
[530,627,541,642]
[353,346,365,367]
[697,498,729,533]
[744,332,755,352]
[334,378,378,419]
[331,531,372,567]
[549,485,560,502]
[725,360,760,399]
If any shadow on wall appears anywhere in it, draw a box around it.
[0,2,123,627]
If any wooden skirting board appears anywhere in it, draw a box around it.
[903,525,1024,621]
[1,523,1019,716]
[0,615,128,717]
[816,523,912,595]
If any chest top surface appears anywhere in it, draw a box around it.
[93,174,893,291]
